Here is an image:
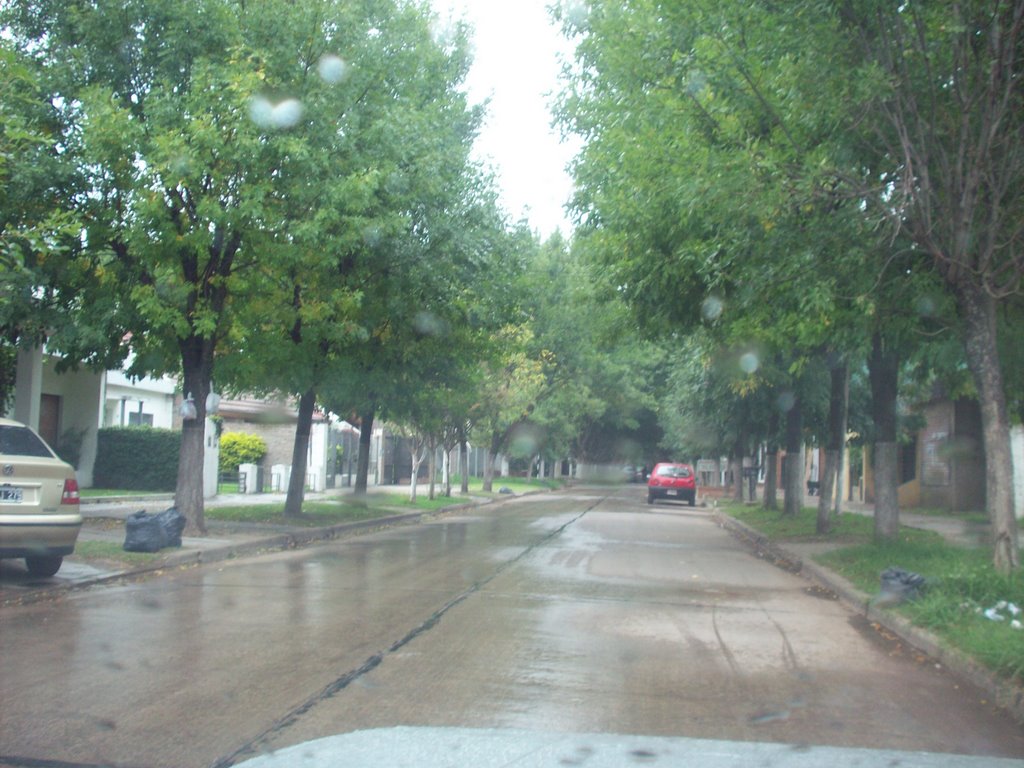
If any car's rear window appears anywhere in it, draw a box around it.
[0,426,55,458]
[656,465,692,478]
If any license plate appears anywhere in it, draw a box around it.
[666,489,678,496]
[1,487,23,503]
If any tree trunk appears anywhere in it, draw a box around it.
[732,444,745,502]
[869,333,900,540]
[483,431,500,492]
[175,336,213,536]
[409,439,426,502]
[764,450,778,511]
[817,362,847,534]
[817,450,838,534]
[958,282,1020,572]
[427,437,437,501]
[834,363,850,516]
[459,434,469,494]
[283,387,315,518]
[442,444,452,497]
[873,442,899,539]
[783,396,803,517]
[733,406,749,502]
[354,405,375,496]
[763,409,779,511]
[482,446,494,492]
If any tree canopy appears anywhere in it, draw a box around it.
[555,0,1021,568]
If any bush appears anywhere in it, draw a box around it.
[219,432,267,472]
[93,427,180,491]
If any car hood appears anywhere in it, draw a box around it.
[233,727,1019,767]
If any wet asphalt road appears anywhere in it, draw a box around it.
[1,488,1023,768]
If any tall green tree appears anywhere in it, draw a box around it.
[220,0,486,516]
[1,0,495,531]
[838,0,1023,571]
[0,39,99,409]
[472,324,547,491]
[557,0,987,544]
[519,235,661,472]
[556,0,867,513]
[4,0,303,532]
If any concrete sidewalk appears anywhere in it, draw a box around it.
[62,485,482,588]
[832,499,991,548]
[758,492,993,549]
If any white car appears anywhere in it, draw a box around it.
[0,417,82,577]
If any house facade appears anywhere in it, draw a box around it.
[7,348,507,496]
[824,397,1021,517]
[7,347,217,493]
[694,396,1022,520]
[216,395,359,493]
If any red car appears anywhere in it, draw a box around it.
[647,462,697,506]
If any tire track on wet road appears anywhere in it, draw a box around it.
[210,492,614,768]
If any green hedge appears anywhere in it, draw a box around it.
[93,427,180,491]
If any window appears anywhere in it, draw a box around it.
[900,436,917,485]
[0,425,55,458]
[656,464,692,479]
[128,412,154,427]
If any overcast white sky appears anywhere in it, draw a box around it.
[431,0,579,238]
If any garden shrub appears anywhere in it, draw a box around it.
[219,432,267,472]
[93,427,180,491]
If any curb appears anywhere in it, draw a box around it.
[714,511,1024,725]
[80,494,175,506]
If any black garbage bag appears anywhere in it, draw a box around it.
[123,510,163,553]
[879,566,927,603]
[123,507,186,552]
[155,506,186,548]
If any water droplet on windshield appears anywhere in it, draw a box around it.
[739,352,759,374]
[562,0,590,29]
[249,96,304,129]
[702,296,723,322]
[317,54,349,84]
[915,295,936,317]
[509,423,543,458]
[777,391,795,412]
[271,99,303,128]
[169,155,192,177]
[249,96,274,127]
[687,71,708,96]
[362,226,382,247]
[414,311,449,337]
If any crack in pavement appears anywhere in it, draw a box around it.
[210,493,610,768]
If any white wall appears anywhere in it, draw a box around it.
[39,358,103,486]
[103,370,177,429]
[1012,425,1024,520]
[12,347,42,427]
[308,420,329,492]
[204,417,219,499]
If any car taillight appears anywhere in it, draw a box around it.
[61,478,80,504]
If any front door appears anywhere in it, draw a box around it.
[39,393,60,447]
